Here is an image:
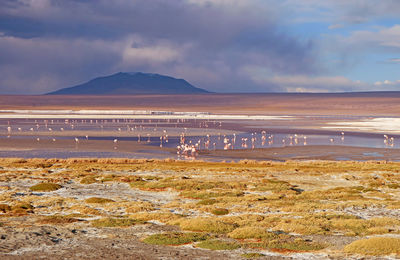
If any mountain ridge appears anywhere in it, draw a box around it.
[46,72,210,95]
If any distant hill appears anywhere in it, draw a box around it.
[46,72,210,95]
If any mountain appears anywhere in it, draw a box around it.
[46,72,210,95]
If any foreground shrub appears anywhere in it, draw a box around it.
[11,202,34,214]
[91,217,143,227]
[344,237,400,256]
[30,183,62,192]
[197,199,217,205]
[180,218,237,233]
[143,232,209,245]
[268,238,326,252]
[39,215,80,224]
[85,197,115,204]
[211,208,229,216]
[80,176,97,184]
[196,239,241,250]
[228,227,277,239]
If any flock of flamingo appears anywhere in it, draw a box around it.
[2,118,397,158]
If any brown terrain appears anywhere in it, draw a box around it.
[1,93,400,116]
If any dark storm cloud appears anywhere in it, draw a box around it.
[0,0,319,93]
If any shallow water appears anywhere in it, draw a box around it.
[0,117,398,160]
[160,132,398,150]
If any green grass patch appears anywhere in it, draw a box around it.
[143,232,209,245]
[30,183,62,192]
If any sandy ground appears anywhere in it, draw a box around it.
[0,225,246,260]
[1,94,400,116]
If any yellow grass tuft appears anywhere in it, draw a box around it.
[228,227,277,239]
[179,217,237,233]
[85,197,115,204]
[344,237,400,256]
[30,183,62,192]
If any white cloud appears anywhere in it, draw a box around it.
[374,79,400,86]
[331,24,400,51]
[122,43,183,66]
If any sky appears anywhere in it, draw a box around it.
[0,0,400,94]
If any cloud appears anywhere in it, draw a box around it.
[121,37,187,67]
[374,80,400,86]
[281,0,400,25]
[0,0,319,94]
[347,25,400,49]
[1,0,399,94]
[0,34,121,94]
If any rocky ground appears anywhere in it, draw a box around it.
[0,159,399,259]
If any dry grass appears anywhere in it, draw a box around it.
[0,204,11,213]
[38,215,80,224]
[179,218,237,233]
[344,237,400,256]
[29,183,62,192]
[228,227,277,239]
[91,217,144,227]
[211,208,229,216]
[85,197,115,204]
